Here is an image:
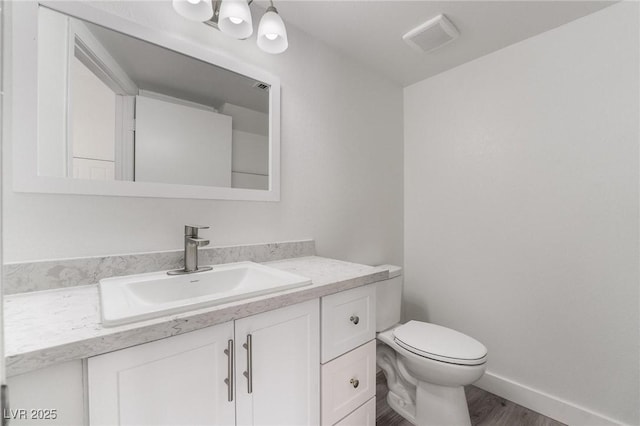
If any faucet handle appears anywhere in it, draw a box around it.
[187,237,210,247]
[185,225,209,237]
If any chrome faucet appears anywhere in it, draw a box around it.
[168,225,213,275]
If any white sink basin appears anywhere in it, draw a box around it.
[99,261,311,327]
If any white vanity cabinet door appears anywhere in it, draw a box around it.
[235,299,320,426]
[88,322,235,426]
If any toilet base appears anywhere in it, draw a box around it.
[377,342,417,424]
[386,390,417,425]
[416,381,471,426]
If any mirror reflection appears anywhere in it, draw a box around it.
[37,7,270,190]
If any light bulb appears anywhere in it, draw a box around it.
[229,16,243,24]
[265,33,278,40]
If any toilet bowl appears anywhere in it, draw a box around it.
[375,265,487,426]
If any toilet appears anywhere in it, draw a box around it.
[376,265,487,426]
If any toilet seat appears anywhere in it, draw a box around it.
[393,321,487,366]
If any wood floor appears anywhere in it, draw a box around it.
[375,372,565,426]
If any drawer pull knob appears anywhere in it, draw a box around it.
[350,315,360,325]
[350,378,360,388]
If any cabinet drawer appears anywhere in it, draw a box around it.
[321,340,376,426]
[333,397,375,426]
[321,284,375,363]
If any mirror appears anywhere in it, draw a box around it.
[11,2,280,200]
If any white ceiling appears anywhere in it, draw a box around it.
[263,1,617,86]
[84,19,270,112]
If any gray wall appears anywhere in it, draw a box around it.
[404,3,639,424]
[3,1,404,266]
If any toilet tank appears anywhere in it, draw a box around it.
[375,265,403,332]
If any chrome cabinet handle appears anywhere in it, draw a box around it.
[243,334,253,394]
[224,339,234,402]
[350,315,360,325]
[350,378,360,388]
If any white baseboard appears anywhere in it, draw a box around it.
[475,371,626,426]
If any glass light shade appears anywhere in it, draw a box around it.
[257,7,288,54]
[172,0,214,22]
[218,0,253,39]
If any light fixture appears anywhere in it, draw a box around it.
[257,4,288,54]
[175,0,289,54]
[218,0,253,39]
[172,0,214,22]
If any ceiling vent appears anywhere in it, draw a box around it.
[403,14,459,54]
[253,81,270,91]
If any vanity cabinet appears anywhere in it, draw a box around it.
[235,300,320,426]
[88,322,235,426]
[320,285,377,425]
[88,299,320,426]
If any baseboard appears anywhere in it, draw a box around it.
[475,371,627,426]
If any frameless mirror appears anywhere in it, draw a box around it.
[11,2,280,200]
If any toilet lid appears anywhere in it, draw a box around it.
[393,321,487,366]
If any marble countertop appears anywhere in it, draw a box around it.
[5,256,388,376]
